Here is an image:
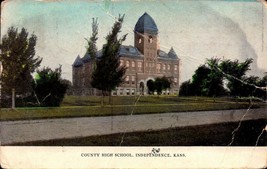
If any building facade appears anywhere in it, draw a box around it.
[72,12,180,96]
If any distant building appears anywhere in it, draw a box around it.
[72,12,181,96]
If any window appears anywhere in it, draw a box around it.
[126,76,130,84]
[174,78,178,84]
[126,60,130,67]
[120,60,124,66]
[157,63,161,72]
[131,61,135,68]
[126,89,130,95]
[138,62,142,67]
[138,38,142,44]
[131,75,135,84]
[148,36,153,43]
[120,89,123,95]
[163,64,166,70]
[174,65,178,71]
[132,89,135,95]
[167,64,170,70]
[138,62,142,71]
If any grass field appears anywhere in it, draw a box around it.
[0,96,265,121]
[13,119,266,146]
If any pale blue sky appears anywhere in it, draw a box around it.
[1,0,267,82]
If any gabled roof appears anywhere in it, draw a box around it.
[168,47,178,59]
[158,50,169,58]
[158,47,179,60]
[134,12,158,35]
[73,55,83,67]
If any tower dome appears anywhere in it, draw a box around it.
[134,12,158,35]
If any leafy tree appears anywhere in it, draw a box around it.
[85,18,98,69]
[183,59,225,97]
[33,66,68,107]
[191,65,211,96]
[179,80,193,96]
[219,58,253,96]
[61,79,73,95]
[257,75,267,100]
[205,58,226,96]
[180,57,257,98]
[243,75,267,99]
[147,80,155,94]
[154,76,172,95]
[91,14,127,104]
[0,27,42,108]
[240,76,260,97]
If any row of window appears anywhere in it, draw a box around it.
[125,75,136,84]
[113,89,136,96]
[157,64,178,71]
[113,88,178,96]
[120,60,178,71]
[138,36,153,44]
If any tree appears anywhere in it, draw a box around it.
[33,66,69,107]
[179,80,193,96]
[85,18,98,70]
[0,27,42,108]
[147,79,155,94]
[91,14,127,104]
[204,58,226,96]
[180,57,255,98]
[184,59,225,97]
[242,75,267,99]
[219,58,253,96]
[191,65,211,96]
[154,76,172,95]
[240,76,260,97]
[257,75,267,100]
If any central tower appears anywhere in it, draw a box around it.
[134,12,159,73]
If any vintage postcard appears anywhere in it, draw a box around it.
[0,0,266,168]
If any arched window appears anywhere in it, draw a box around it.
[126,60,130,67]
[126,76,130,84]
[157,63,161,72]
[138,38,142,44]
[138,62,142,68]
[120,60,124,66]
[131,61,135,68]
[163,64,166,70]
[167,64,170,70]
[157,63,161,69]
[148,36,153,43]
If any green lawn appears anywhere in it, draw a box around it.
[13,119,266,146]
[0,96,264,121]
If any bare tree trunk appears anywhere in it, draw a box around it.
[12,88,15,109]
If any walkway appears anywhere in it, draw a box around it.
[0,108,266,145]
